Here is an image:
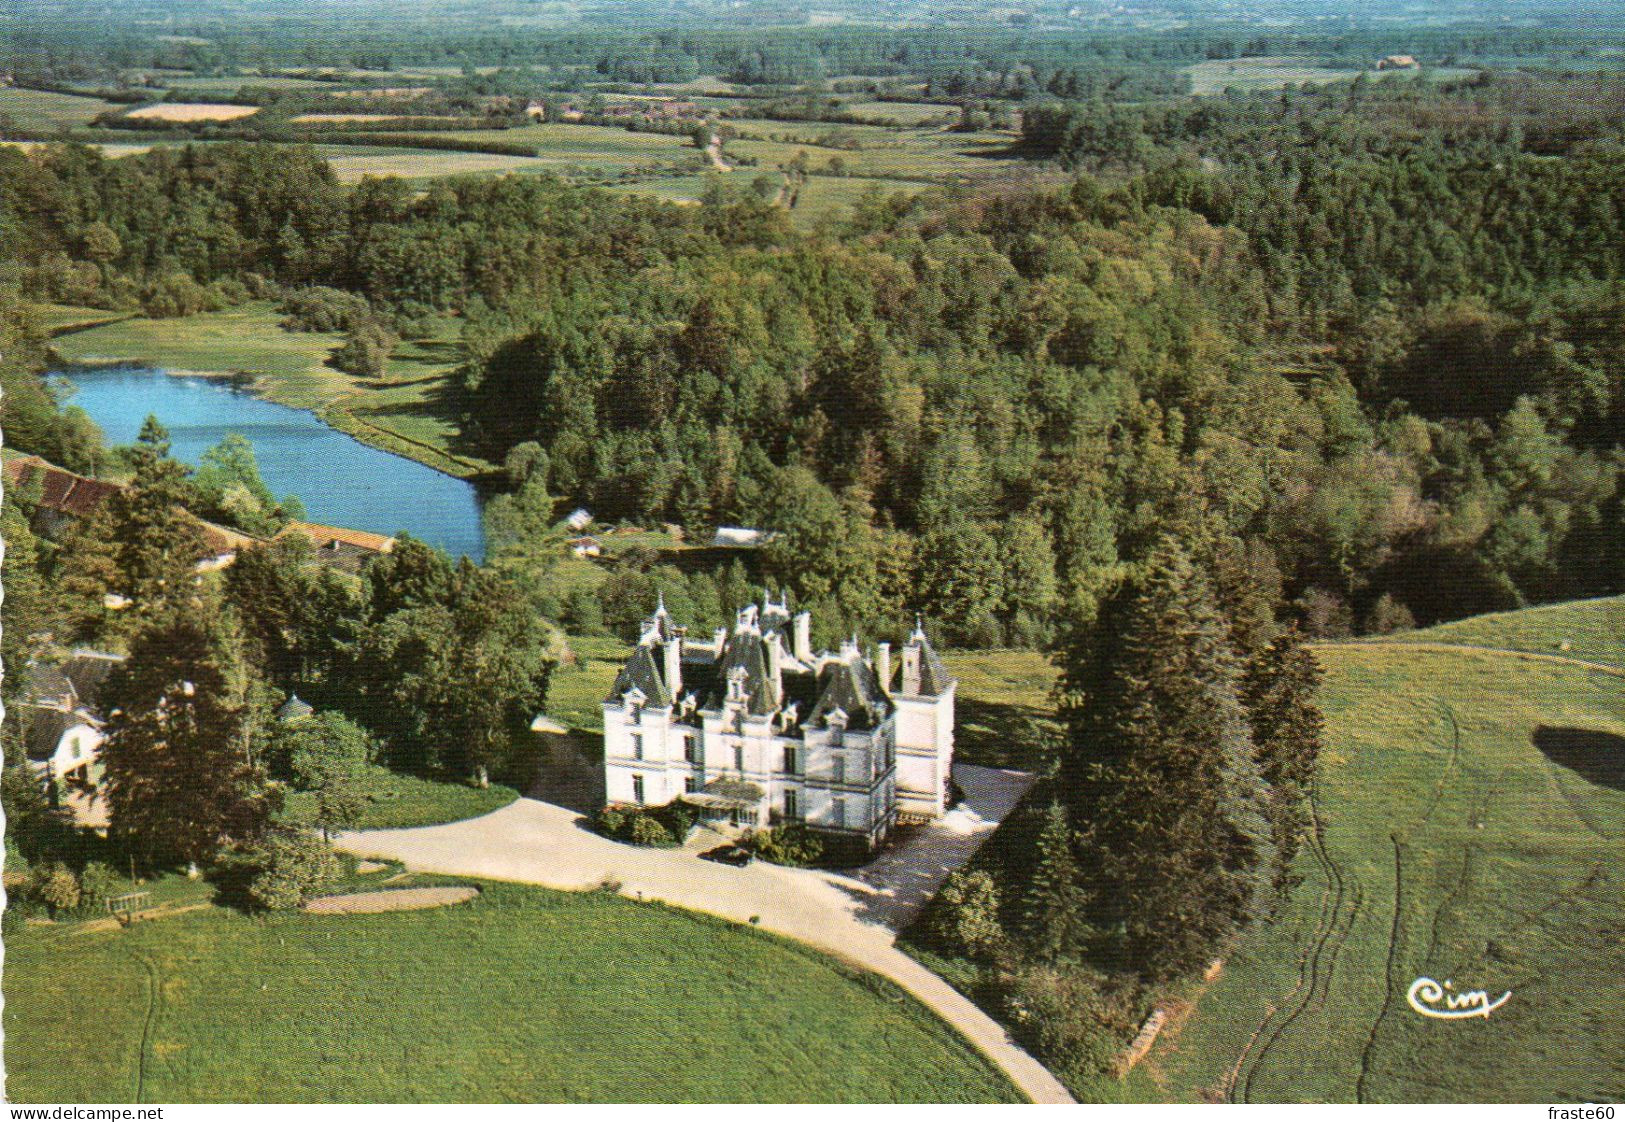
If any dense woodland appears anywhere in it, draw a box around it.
[3,22,1624,1089]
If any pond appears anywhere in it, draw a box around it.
[57,366,485,561]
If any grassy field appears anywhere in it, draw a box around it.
[315,147,553,184]
[1183,56,1482,95]
[1146,609,1625,1102]
[280,765,519,830]
[0,87,119,130]
[4,881,1019,1103]
[50,302,345,401]
[1379,594,1625,670]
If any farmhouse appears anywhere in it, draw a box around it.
[14,651,125,796]
[274,520,395,572]
[602,598,955,846]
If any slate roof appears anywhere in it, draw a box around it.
[914,631,955,696]
[607,642,673,709]
[275,695,315,723]
[20,705,95,762]
[807,656,892,731]
[59,653,123,712]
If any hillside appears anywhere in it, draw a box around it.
[1146,598,1625,1102]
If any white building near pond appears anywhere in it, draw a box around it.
[602,598,956,846]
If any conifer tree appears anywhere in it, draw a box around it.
[113,416,206,611]
[102,606,273,870]
[1020,800,1093,961]
[1241,626,1325,891]
[1057,537,1275,981]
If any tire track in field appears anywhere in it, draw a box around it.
[131,950,161,1104]
[1234,773,1359,1103]
[1355,834,1405,1104]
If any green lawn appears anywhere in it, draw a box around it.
[947,648,1060,770]
[0,87,119,130]
[1149,630,1625,1101]
[280,764,519,830]
[1378,594,1625,670]
[4,882,1019,1103]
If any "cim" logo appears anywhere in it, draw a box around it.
[1407,977,1512,1020]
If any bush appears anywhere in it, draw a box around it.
[29,862,81,917]
[595,806,627,837]
[279,286,371,333]
[245,831,340,911]
[332,318,399,378]
[1366,591,1416,634]
[628,813,674,847]
[750,823,824,867]
[76,863,123,917]
[924,869,1005,960]
[1001,961,1139,1085]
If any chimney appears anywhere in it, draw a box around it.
[664,634,682,697]
[901,642,922,696]
[765,632,783,701]
[876,642,892,693]
[793,611,812,662]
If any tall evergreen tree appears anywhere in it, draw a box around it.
[112,416,206,612]
[1057,537,1275,981]
[1020,800,1093,961]
[101,607,274,870]
[1240,626,1325,891]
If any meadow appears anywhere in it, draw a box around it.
[1181,56,1482,95]
[1145,604,1625,1102]
[0,87,119,130]
[280,765,519,831]
[1381,594,1625,670]
[3,881,1020,1103]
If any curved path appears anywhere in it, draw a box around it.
[336,776,1073,1104]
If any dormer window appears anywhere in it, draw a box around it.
[726,665,750,704]
[826,706,848,732]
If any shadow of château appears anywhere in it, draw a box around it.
[1532,726,1625,791]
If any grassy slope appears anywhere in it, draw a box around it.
[4,882,1019,1103]
[1378,594,1625,670]
[1149,633,1625,1102]
[0,87,118,129]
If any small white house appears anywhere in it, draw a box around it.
[568,535,603,558]
[566,508,594,532]
[23,706,105,790]
[711,526,772,548]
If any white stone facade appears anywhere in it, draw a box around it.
[603,599,955,846]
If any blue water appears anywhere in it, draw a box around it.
[57,366,485,561]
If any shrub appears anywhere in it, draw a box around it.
[76,863,123,917]
[1366,591,1416,634]
[29,862,81,917]
[924,869,1005,960]
[750,824,824,867]
[1001,961,1139,1085]
[278,286,371,333]
[595,806,627,837]
[246,831,340,911]
[628,813,674,847]
[332,318,399,378]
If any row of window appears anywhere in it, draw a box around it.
[627,731,870,784]
[629,774,850,829]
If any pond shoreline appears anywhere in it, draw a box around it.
[53,361,488,561]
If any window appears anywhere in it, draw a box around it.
[831,755,845,786]
[783,745,799,775]
[733,742,744,771]
[784,789,799,821]
[683,734,700,764]
[630,733,643,760]
[684,775,699,794]
[833,797,847,830]
[632,775,645,805]
[70,737,82,761]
